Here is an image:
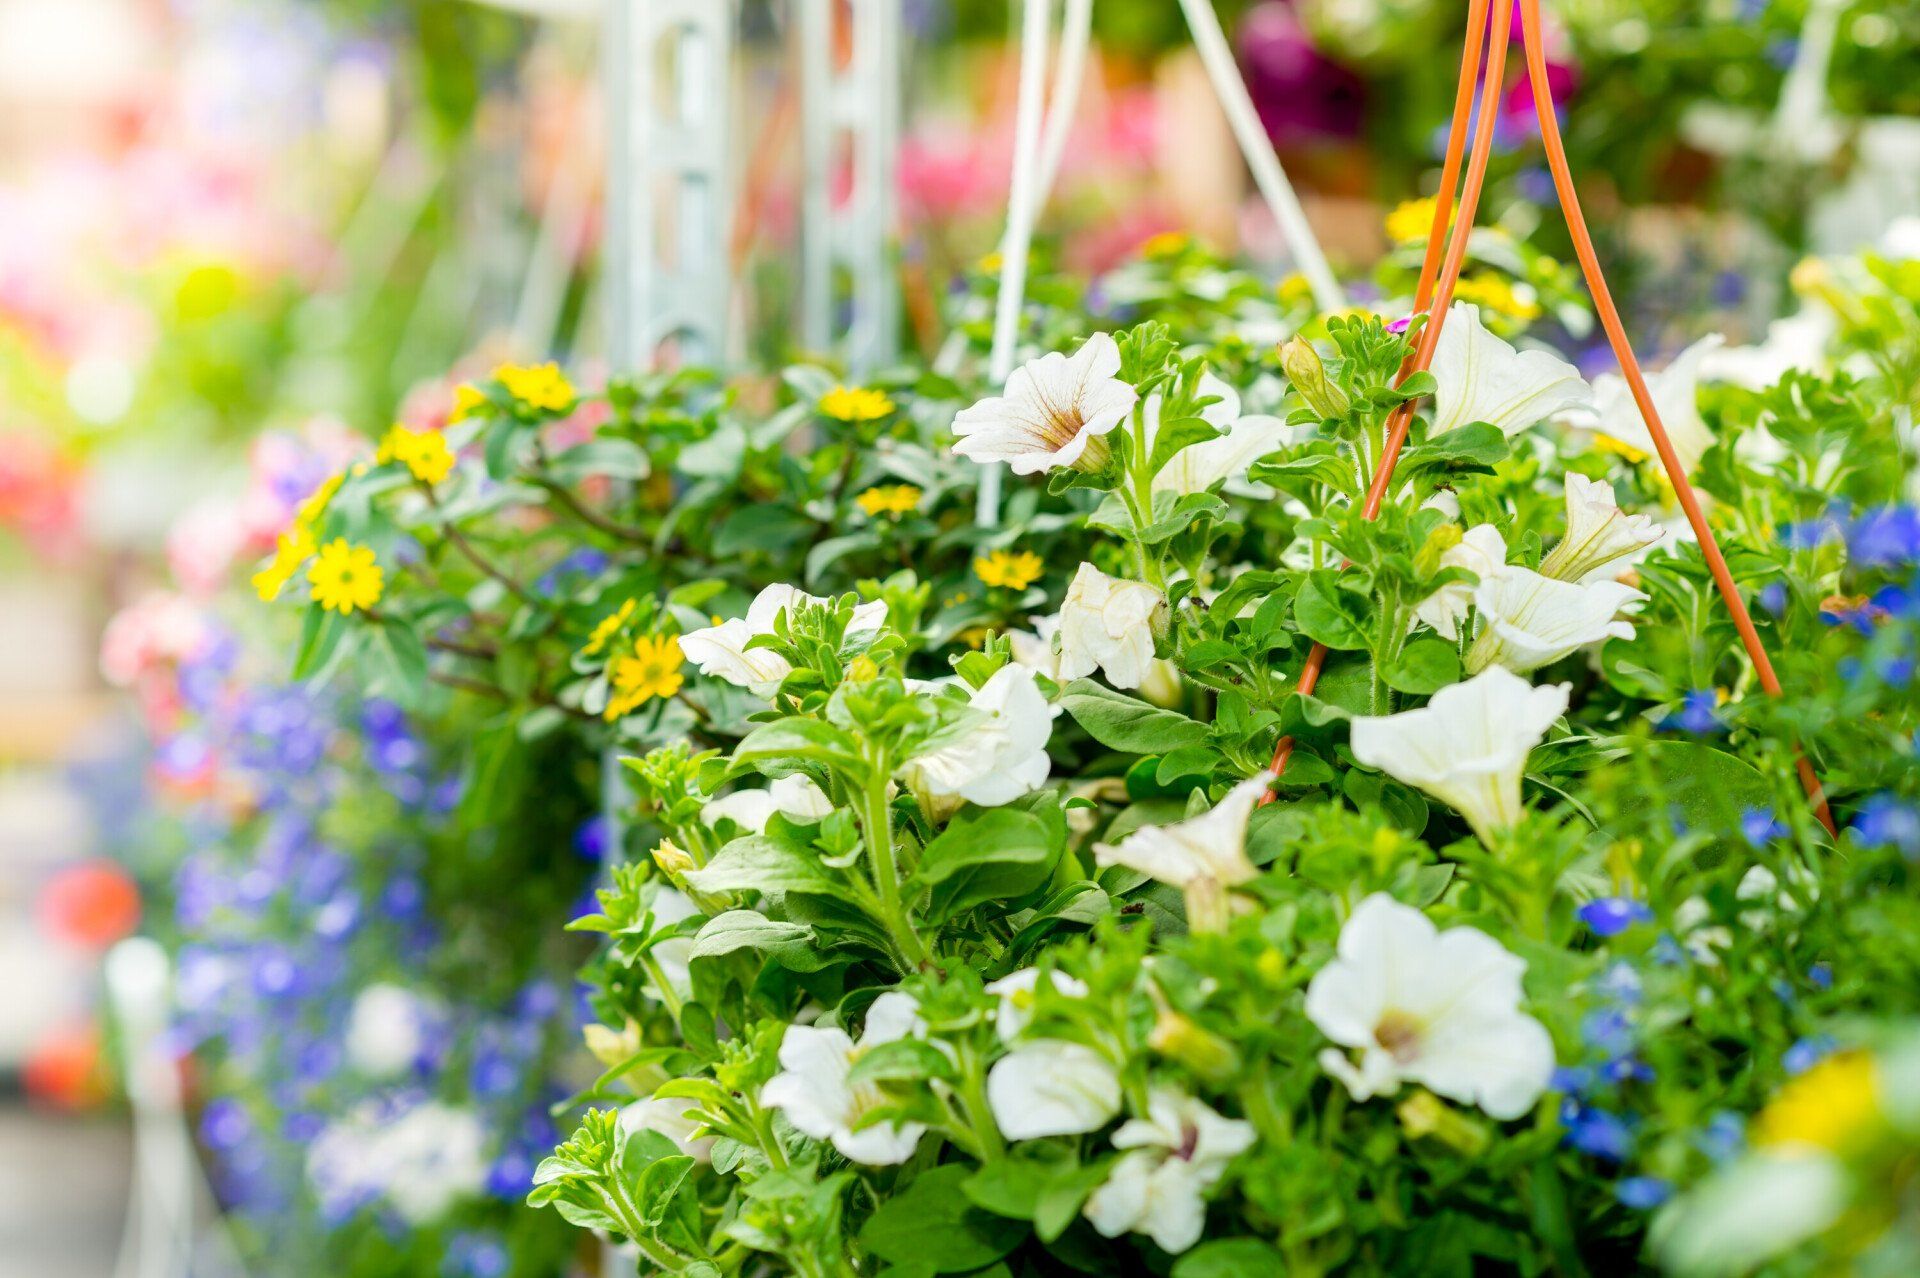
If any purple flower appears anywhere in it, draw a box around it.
[1784,1034,1838,1076]
[1615,1176,1672,1210]
[1847,506,1920,568]
[1664,689,1725,735]
[1741,807,1786,848]
[1578,897,1653,937]
[1560,1101,1633,1161]
[1581,1008,1636,1056]
[1695,1111,1745,1162]
[1854,794,1920,857]
[1758,581,1788,616]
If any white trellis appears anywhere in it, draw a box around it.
[799,0,903,375]
[976,0,1343,526]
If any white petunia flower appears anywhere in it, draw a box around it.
[1429,303,1595,438]
[1586,333,1723,474]
[1306,893,1555,1119]
[702,774,835,833]
[760,992,928,1165]
[1413,523,1509,641]
[900,664,1059,821]
[987,1041,1123,1140]
[345,984,434,1078]
[1007,613,1063,680]
[681,584,888,697]
[1466,567,1644,675]
[1539,472,1663,584]
[1143,371,1288,496]
[621,1094,717,1163]
[1057,563,1169,690]
[1083,1089,1255,1254]
[985,967,1090,1042]
[1093,774,1270,931]
[1348,667,1568,845]
[1700,307,1833,390]
[952,332,1138,475]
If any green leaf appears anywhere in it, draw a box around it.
[689,911,830,971]
[544,438,651,484]
[858,1165,1026,1273]
[1293,570,1371,652]
[1627,740,1774,834]
[682,836,843,899]
[291,605,350,681]
[962,1157,1059,1220]
[1382,637,1461,695]
[734,718,865,773]
[1146,411,1224,475]
[1401,421,1509,478]
[847,1037,958,1086]
[1061,680,1209,754]
[367,620,429,706]
[714,505,813,555]
[1172,1239,1287,1278]
[917,809,1061,924]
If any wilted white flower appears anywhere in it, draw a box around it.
[702,774,835,833]
[901,664,1059,820]
[1539,472,1663,584]
[1586,334,1723,474]
[1306,894,1555,1119]
[345,983,433,1078]
[952,332,1138,474]
[1413,523,1509,641]
[1093,774,1270,931]
[1349,667,1568,845]
[985,967,1090,1042]
[988,1041,1123,1140]
[1429,303,1595,438]
[621,1094,717,1163]
[1144,371,1288,495]
[1057,563,1169,690]
[760,992,927,1165]
[681,584,887,697]
[1083,1089,1255,1254]
[1466,567,1644,675]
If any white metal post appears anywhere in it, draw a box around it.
[799,0,902,376]
[608,0,737,371]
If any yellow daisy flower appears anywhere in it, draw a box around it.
[1593,433,1650,465]
[818,384,896,423]
[976,251,1004,275]
[252,525,316,603]
[605,635,685,719]
[494,362,576,413]
[855,484,922,518]
[1753,1051,1881,1153]
[306,539,384,615]
[295,472,344,528]
[1386,196,1440,244]
[583,599,637,657]
[449,383,489,423]
[1141,231,1192,260]
[1453,272,1542,321]
[974,549,1044,591]
[379,424,457,485]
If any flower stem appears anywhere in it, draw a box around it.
[859,765,930,971]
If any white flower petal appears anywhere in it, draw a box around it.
[1468,568,1644,674]
[953,333,1138,475]
[987,1041,1123,1139]
[1587,334,1723,473]
[1057,563,1168,690]
[1430,303,1594,438]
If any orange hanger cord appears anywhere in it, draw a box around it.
[1515,0,1834,836]
[1263,0,1500,793]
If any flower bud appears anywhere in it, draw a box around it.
[1413,522,1464,579]
[652,839,696,879]
[1398,1090,1490,1155]
[1281,338,1351,420]
[846,653,880,684]
[1149,1009,1241,1083]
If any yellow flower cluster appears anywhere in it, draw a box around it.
[495,362,576,412]
[583,600,638,657]
[1386,197,1440,244]
[974,549,1044,591]
[1453,272,1543,321]
[855,485,921,518]
[450,383,490,423]
[1754,1051,1882,1153]
[377,424,457,485]
[606,635,685,719]
[819,384,896,423]
[252,472,346,603]
[1592,432,1650,465]
[307,539,385,615]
